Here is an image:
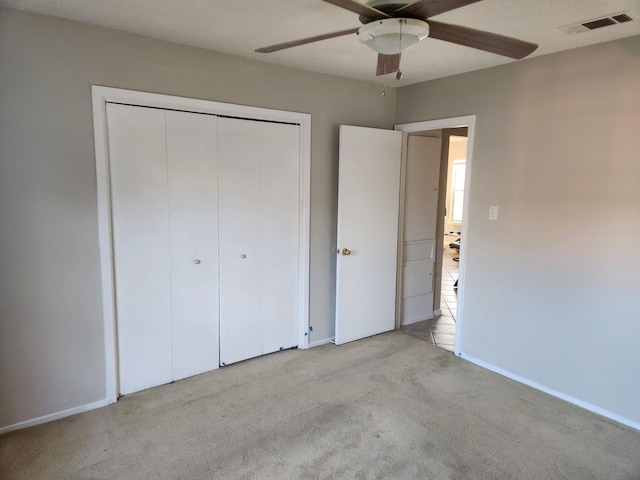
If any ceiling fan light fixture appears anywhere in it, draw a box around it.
[357,18,429,55]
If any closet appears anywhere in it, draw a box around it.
[106,103,299,395]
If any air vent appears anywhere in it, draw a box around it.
[582,18,616,30]
[560,11,635,35]
[612,13,633,23]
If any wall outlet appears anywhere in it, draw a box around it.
[489,206,499,220]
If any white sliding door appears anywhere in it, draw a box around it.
[108,105,219,395]
[260,122,300,353]
[108,104,173,395]
[108,105,300,392]
[217,118,262,365]
[165,111,219,381]
[218,118,299,365]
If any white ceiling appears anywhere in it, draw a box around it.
[3,0,640,85]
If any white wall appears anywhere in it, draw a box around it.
[0,7,396,429]
[396,35,640,427]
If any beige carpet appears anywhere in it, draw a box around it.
[1,331,639,479]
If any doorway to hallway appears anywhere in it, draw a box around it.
[396,119,473,355]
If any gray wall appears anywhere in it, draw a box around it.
[0,7,396,428]
[397,36,640,425]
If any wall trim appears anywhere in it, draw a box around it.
[91,86,312,405]
[459,352,640,432]
[309,337,335,348]
[0,399,108,435]
[395,115,476,358]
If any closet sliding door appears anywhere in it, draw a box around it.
[165,111,219,381]
[107,104,300,393]
[108,104,173,395]
[218,118,300,366]
[108,104,219,395]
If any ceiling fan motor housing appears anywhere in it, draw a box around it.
[358,18,429,55]
[358,0,414,24]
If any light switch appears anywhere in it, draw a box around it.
[489,206,499,220]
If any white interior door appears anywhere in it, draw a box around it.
[335,125,403,345]
[218,118,299,365]
[107,104,173,395]
[165,111,219,381]
[401,135,442,325]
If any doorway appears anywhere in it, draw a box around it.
[436,129,468,350]
[395,117,475,355]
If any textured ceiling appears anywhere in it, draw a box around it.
[2,0,639,85]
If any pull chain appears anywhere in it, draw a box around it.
[396,19,404,81]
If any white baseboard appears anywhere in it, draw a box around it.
[309,337,335,348]
[0,399,108,435]
[459,352,640,432]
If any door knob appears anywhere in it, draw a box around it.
[240,254,246,259]
[193,259,201,264]
[341,248,351,256]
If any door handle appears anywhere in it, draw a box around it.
[341,248,351,256]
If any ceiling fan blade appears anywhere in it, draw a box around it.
[255,27,359,53]
[322,0,390,20]
[428,20,538,59]
[394,0,483,19]
[376,53,401,76]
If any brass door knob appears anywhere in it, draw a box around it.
[341,248,351,256]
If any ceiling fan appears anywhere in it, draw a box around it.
[255,0,538,77]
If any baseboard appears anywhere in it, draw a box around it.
[0,399,108,435]
[309,337,335,348]
[402,313,434,326]
[433,309,442,316]
[459,352,640,432]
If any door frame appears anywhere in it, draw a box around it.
[395,115,476,356]
[92,86,311,403]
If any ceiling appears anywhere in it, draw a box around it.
[2,0,639,85]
